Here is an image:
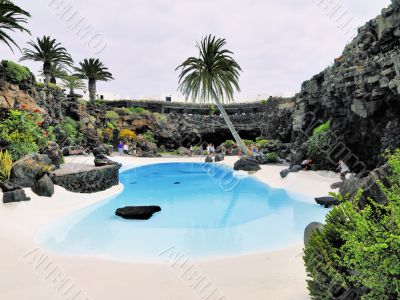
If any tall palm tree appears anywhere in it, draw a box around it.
[20,36,73,84]
[74,58,114,101]
[176,34,251,156]
[0,0,30,52]
[39,62,68,84]
[61,74,86,95]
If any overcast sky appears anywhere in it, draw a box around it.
[3,0,391,102]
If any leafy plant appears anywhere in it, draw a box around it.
[119,129,137,142]
[224,139,235,148]
[0,0,31,52]
[304,149,400,299]
[61,74,86,95]
[307,121,331,159]
[128,107,147,114]
[260,100,268,105]
[105,110,118,120]
[1,60,31,82]
[266,152,278,162]
[143,130,155,143]
[0,150,12,181]
[243,139,254,146]
[0,110,48,160]
[55,117,82,146]
[256,139,270,148]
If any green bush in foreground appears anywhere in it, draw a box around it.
[0,110,49,160]
[304,149,400,300]
[1,60,31,83]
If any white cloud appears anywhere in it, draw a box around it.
[3,0,391,102]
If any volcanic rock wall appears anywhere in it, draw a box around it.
[292,3,400,169]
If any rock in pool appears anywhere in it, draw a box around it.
[315,197,340,208]
[115,206,161,220]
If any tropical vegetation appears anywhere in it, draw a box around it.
[20,36,73,84]
[0,109,50,160]
[176,34,251,156]
[0,0,30,51]
[304,149,400,300]
[0,150,12,181]
[75,58,114,101]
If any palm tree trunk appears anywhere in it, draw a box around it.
[88,78,96,101]
[43,62,51,85]
[212,96,252,157]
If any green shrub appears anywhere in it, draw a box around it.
[307,121,331,159]
[35,82,45,88]
[106,122,116,130]
[105,110,118,120]
[256,139,270,148]
[143,130,155,143]
[128,107,148,114]
[260,100,268,105]
[304,149,400,299]
[56,117,83,146]
[224,140,235,148]
[1,60,31,83]
[0,110,49,160]
[114,107,131,115]
[266,152,278,162]
[0,150,13,181]
[243,139,254,146]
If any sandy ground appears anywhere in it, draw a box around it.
[0,155,339,300]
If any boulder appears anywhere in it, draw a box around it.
[94,154,120,167]
[10,153,53,188]
[304,222,324,247]
[115,206,161,220]
[339,164,391,208]
[214,153,225,162]
[330,182,343,189]
[177,147,191,156]
[92,144,112,157]
[205,156,213,163]
[315,197,340,208]
[3,189,30,203]
[233,157,261,172]
[280,165,302,178]
[0,181,21,192]
[62,146,87,156]
[41,141,63,169]
[32,174,54,197]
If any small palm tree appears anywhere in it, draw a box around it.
[61,74,86,95]
[20,36,73,84]
[74,58,114,101]
[0,0,30,52]
[176,34,251,156]
[39,62,68,84]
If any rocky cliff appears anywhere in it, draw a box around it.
[291,3,400,170]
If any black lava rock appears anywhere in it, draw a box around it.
[3,189,30,203]
[315,197,340,208]
[233,157,261,172]
[115,206,161,220]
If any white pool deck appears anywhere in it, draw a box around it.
[0,155,339,300]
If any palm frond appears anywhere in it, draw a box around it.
[0,0,31,52]
[176,34,242,104]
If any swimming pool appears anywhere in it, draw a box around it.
[38,163,327,261]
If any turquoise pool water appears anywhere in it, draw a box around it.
[38,163,328,261]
